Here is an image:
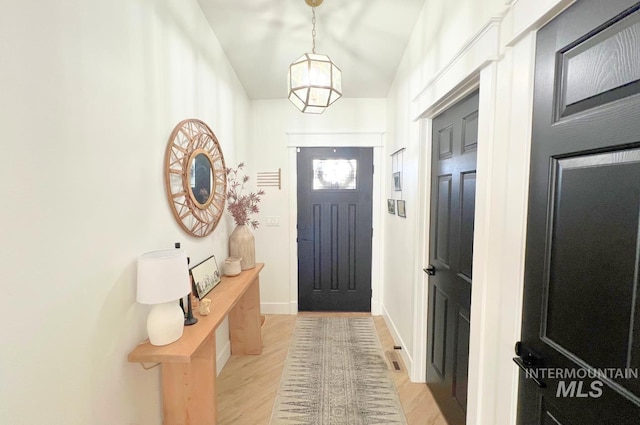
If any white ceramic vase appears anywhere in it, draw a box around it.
[229,224,255,270]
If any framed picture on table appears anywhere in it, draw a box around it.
[189,255,221,299]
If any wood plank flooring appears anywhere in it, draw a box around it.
[216,314,448,425]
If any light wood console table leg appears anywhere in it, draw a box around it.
[229,276,262,355]
[128,265,265,425]
[161,333,217,425]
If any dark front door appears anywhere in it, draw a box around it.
[297,147,373,311]
[426,90,479,425]
[517,1,640,423]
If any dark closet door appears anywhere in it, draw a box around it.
[426,90,479,425]
[518,1,640,423]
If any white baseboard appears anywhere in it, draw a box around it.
[381,305,414,376]
[260,302,294,315]
[371,301,381,316]
[216,340,230,376]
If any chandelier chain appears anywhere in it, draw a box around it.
[311,7,316,54]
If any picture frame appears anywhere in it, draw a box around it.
[397,200,406,218]
[387,199,396,214]
[189,255,221,299]
[393,171,402,191]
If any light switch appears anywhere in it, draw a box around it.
[265,216,280,226]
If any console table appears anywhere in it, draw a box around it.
[128,263,264,425]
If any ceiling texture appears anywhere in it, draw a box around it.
[197,0,425,100]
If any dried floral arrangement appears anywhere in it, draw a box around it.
[226,163,265,229]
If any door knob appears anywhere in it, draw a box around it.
[423,265,436,275]
[513,341,546,388]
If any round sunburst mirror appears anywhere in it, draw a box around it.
[164,119,227,237]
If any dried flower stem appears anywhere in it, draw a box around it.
[226,163,265,229]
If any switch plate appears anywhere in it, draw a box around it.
[265,216,280,226]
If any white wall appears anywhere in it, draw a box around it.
[0,1,249,424]
[382,0,508,381]
[249,99,386,314]
[383,0,575,424]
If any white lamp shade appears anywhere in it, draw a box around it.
[137,249,191,304]
[288,53,342,114]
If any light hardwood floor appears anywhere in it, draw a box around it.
[216,314,448,425]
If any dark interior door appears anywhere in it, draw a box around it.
[518,1,640,423]
[426,90,479,425]
[297,147,373,312]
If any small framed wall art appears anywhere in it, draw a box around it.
[387,199,396,214]
[397,200,406,218]
[391,147,404,193]
[190,255,221,299]
[393,172,402,191]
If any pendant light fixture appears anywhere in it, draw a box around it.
[287,0,342,114]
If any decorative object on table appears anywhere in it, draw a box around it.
[182,295,197,325]
[199,298,212,316]
[269,317,407,424]
[224,256,242,276]
[229,225,255,271]
[175,242,198,326]
[397,199,406,218]
[387,199,396,215]
[227,163,264,270]
[164,119,227,237]
[136,249,192,346]
[190,255,221,299]
[287,0,342,114]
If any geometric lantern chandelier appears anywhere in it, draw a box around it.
[287,0,342,114]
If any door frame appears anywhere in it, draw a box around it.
[409,6,572,424]
[412,19,502,391]
[286,133,384,315]
[415,75,480,413]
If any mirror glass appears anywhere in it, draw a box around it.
[190,153,213,206]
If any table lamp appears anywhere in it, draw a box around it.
[137,249,191,346]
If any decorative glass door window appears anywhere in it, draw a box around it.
[312,159,357,190]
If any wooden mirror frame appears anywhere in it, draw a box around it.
[164,119,227,237]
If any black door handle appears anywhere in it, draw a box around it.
[513,341,546,388]
[423,265,436,275]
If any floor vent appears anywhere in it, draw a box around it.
[385,351,404,373]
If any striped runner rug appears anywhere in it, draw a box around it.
[269,316,408,425]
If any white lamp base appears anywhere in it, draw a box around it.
[147,301,185,346]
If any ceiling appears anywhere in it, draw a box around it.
[197,0,425,100]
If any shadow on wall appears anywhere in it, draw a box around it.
[90,260,162,423]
